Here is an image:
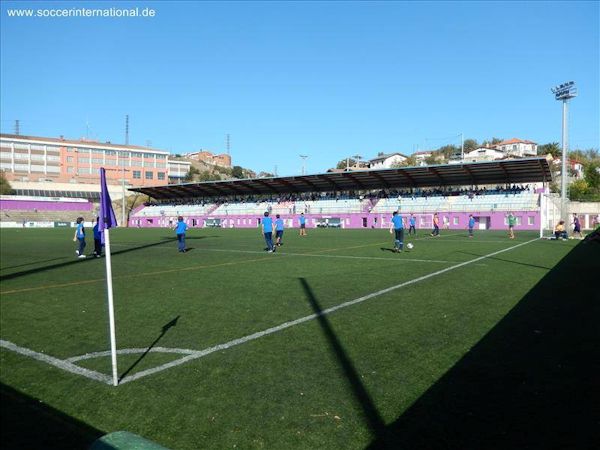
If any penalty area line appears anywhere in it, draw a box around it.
[119,237,538,384]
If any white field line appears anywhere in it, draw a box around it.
[118,237,539,384]
[0,339,112,385]
[66,346,197,362]
[198,248,465,264]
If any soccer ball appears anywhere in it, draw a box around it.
[407,243,414,250]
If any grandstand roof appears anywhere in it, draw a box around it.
[130,157,553,200]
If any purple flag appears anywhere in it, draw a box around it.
[99,168,118,241]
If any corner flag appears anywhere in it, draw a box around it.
[99,168,118,238]
[99,168,119,386]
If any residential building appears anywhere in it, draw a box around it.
[368,152,408,169]
[463,147,506,163]
[168,160,192,183]
[0,134,173,187]
[492,138,538,157]
[184,150,232,167]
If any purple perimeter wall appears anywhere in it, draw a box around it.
[130,210,540,231]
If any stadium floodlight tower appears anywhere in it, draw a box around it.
[300,154,308,175]
[551,81,577,221]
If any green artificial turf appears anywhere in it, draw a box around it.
[1,227,598,449]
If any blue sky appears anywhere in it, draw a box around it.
[1,1,598,176]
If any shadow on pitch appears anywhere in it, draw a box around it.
[1,383,104,450]
[0,236,217,282]
[119,316,180,382]
[299,278,387,441]
[457,251,552,271]
[367,242,600,449]
[0,257,67,272]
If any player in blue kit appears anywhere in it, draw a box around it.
[299,213,307,236]
[73,216,86,258]
[174,216,188,252]
[275,214,284,246]
[389,211,404,252]
[468,214,475,238]
[262,212,275,252]
[408,214,417,236]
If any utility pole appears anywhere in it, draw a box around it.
[121,153,126,227]
[125,115,129,145]
[14,120,20,136]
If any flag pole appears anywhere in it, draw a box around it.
[99,167,119,386]
[103,227,119,386]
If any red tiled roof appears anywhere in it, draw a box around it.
[494,138,537,146]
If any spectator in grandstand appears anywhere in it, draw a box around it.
[73,217,86,258]
[299,213,307,236]
[554,220,568,240]
[275,214,284,246]
[93,217,103,258]
[174,216,188,253]
[572,214,583,239]
[408,214,416,236]
[389,211,405,253]
[431,213,440,237]
[507,213,516,239]
[468,214,476,238]
[262,212,275,252]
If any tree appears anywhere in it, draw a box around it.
[258,171,275,178]
[0,171,13,194]
[391,155,417,168]
[439,144,459,160]
[584,162,600,189]
[197,170,222,182]
[569,179,589,200]
[538,142,561,157]
[425,154,440,165]
[463,139,478,153]
[336,158,356,170]
[183,166,200,182]
[231,165,244,179]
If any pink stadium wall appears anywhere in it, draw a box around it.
[129,210,541,231]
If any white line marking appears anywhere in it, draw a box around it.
[0,339,112,385]
[119,238,538,384]
[66,346,197,362]
[199,248,462,264]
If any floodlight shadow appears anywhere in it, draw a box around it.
[299,277,387,440]
[457,251,552,270]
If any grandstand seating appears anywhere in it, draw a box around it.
[133,204,214,217]
[0,196,95,223]
[1,209,95,223]
[372,193,539,213]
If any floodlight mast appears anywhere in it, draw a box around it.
[300,155,308,175]
[551,81,577,221]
